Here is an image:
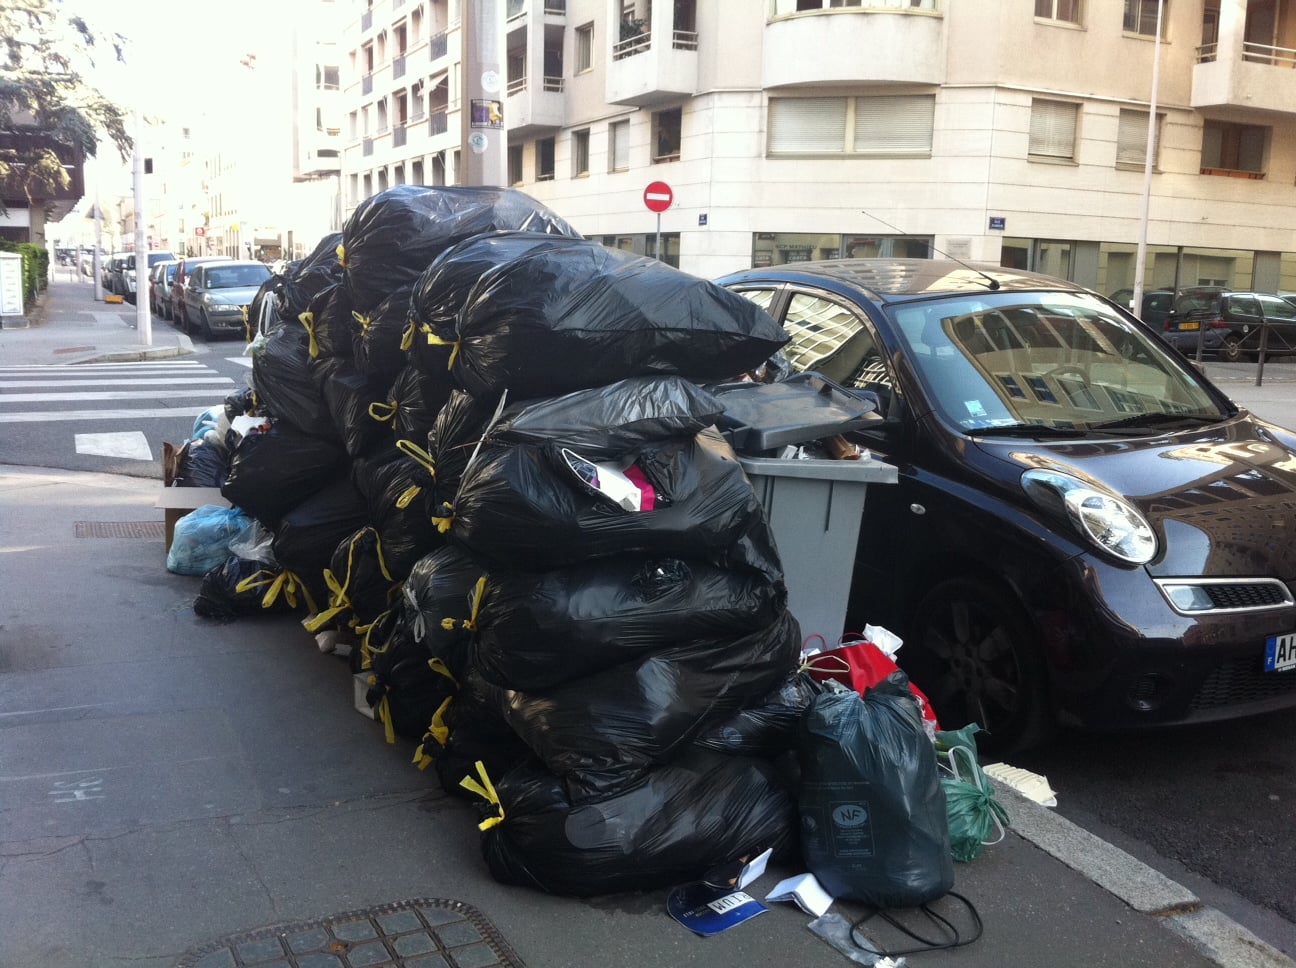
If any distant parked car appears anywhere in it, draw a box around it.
[103,252,129,294]
[121,251,177,305]
[1163,288,1296,362]
[1108,287,1175,331]
[182,260,272,339]
[168,255,232,330]
[149,260,180,316]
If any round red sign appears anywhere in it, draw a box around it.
[643,181,673,213]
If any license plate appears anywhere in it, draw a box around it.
[1265,632,1296,672]
[1177,321,1200,331]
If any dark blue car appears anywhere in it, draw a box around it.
[718,259,1296,753]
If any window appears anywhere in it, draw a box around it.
[508,145,523,185]
[783,292,894,402]
[536,137,555,180]
[1035,0,1081,23]
[576,22,594,72]
[1123,0,1163,36]
[572,128,590,176]
[652,107,681,162]
[1116,109,1162,168]
[609,119,630,172]
[1029,99,1078,161]
[768,95,934,155]
[1201,120,1267,174]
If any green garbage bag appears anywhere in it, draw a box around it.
[935,724,1009,863]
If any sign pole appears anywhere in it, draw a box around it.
[655,213,662,262]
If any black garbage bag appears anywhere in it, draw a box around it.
[361,610,459,744]
[421,665,531,800]
[173,437,229,488]
[276,231,343,321]
[469,749,796,897]
[453,239,790,401]
[246,272,287,337]
[496,607,801,803]
[354,283,414,386]
[271,477,370,608]
[223,385,259,422]
[374,364,454,449]
[221,422,348,527]
[305,526,400,634]
[193,556,310,621]
[797,676,955,908]
[250,322,335,439]
[449,427,782,579]
[340,185,580,313]
[316,356,391,458]
[399,544,484,677]
[696,670,824,757]
[410,230,579,339]
[427,389,494,516]
[299,282,355,360]
[352,453,440,580]
[487,376,725,461]
[473,557,785,691]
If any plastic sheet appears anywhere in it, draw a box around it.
[173,437,229,488]
[399,545,484,676]
[473,557,784,691]
[496,607,801,803]
[351,453,440,580]
[340,185,580,312]
[453,238,789,401]
[250,323,335,439]
[300,282,355,360]
[275,231,343,322]
[427,389,494,516]
[797,677,954,908]
[166,506,254,577]
[380,364,453,448]
[221,422,347,527]
[271,477,370,608]
[224,385,258,422]
[474,749,796,896]
[354,283,414,385]
[362,611,459,742]
[316,357,390,458]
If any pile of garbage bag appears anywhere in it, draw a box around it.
[161,184,1000,904]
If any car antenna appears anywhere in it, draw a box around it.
[860,209,1001,291]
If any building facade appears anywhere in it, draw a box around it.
[341,0,1296,297]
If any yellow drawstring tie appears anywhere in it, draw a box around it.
[298,311,320,358]
[425,331,460,369]
[396,438,437,477]
[460,760,504,830]
[234,569,318,614]
[369,400,398,423]
[412,696,455,769]
[336,242,346,267]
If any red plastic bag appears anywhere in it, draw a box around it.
[802,635,941,731]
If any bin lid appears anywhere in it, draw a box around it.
[713,372,880,452]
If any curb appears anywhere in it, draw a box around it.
[993,780,1296,968]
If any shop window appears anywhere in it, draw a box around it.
[1201,120,1267,176]
[652,107,681,163]
[1028,99,1078,161]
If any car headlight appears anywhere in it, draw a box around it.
[1021,469,1157,564]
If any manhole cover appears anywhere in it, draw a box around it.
[75,521,166,539]
[173,898,526,968]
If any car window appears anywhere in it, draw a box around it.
[885,292,1223,432]
[782,291,893,402]
[207,265,271,288]
[1229,295,1260,319]
[1173,290,1223,314]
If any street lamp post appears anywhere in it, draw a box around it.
[1132,0,1164,321]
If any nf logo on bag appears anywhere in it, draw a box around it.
[833,804,870,828]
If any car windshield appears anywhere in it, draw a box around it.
[885,291,1226,434]
[206,265,270,289]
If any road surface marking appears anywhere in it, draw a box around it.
[74,431,154,460]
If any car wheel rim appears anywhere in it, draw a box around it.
[921,597,1025,737]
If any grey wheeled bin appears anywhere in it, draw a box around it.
[738,454,897,646]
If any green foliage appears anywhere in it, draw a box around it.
[0,0,130,212]
[0,239,50,302]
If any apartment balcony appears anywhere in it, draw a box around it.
[393,53,406,80]
[762,7,943,90]
[506,74,565,137]
[430,29,449,63]
[606,26,698,106]
[1192,41,1296,118]
[393,123,408,148]
[429,107,449,137]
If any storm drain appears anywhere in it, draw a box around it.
[173,898,527,968]
[74,520,166,539]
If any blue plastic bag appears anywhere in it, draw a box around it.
[167,505,254,576]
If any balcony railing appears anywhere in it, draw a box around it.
[430,30,448,60]
[393,53,406,79]
[363,137,373,156]
[393,124,407,148]
[613,31,651,60]
[1243,41,1296,67]
[507,76,527,95]
[673,29,698,51]
[362,73,373,95]
[545,0,566,12]
[429,108,448,136]
[543,75,564,92]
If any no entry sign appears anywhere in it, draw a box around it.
[643,181,673,213]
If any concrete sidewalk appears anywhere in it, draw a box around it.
[2,276,1294,967]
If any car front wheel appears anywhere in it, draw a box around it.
[904,577,1053,755]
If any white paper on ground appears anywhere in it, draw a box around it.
[765,872,834,916]
[983,762,1058,807]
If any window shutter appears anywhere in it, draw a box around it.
[769,97,848,153]
[1117,109,1160,166]
[1029,100,1077,159]
[611,120,629,170]
[854,95,934,153]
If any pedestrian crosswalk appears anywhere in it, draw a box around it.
[0,360,236,424]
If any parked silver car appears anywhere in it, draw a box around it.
[182,260,272,339]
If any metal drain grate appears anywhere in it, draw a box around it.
[75,520,166,539]
[173,898,527,968]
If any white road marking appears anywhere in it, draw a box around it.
[0,377,233,388]
[226,357,254,368]
[0,389,229,403]
[74,431,154,460]
[0,406,211,423]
